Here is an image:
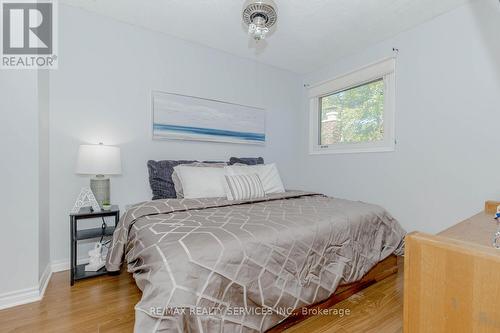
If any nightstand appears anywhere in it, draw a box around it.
[69,206,120,285]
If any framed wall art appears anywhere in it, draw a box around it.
[152,91,266,145]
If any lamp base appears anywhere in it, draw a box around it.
[90,175,110,209]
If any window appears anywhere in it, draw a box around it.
[309,58,395,154]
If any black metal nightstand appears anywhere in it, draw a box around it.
[69,205,119,285]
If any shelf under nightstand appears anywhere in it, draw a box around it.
[74,264,108,280]
[76,226,115,240]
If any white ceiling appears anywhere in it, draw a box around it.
[61,0,470,74]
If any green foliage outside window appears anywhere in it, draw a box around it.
[320,79,384,145]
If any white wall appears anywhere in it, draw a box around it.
[0,70,40,296]
[299,0,500,234]
[38,71,51,280]
[49,5,302,263]
[0,68,50,305]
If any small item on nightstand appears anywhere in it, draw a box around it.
[85,243,106,272]
[71,186,101,213]
[102,201,112,211]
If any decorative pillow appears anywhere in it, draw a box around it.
[224,163,285,194]
[228,157,264,165]
[224,174,265,201]
[172,162,227,198]
[147,160,197,200]
[147,160,225,200]
[173,165,227,199]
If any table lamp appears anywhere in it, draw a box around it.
[75,143,122,209]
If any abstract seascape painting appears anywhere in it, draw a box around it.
[152,91,266,145]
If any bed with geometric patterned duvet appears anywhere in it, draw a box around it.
[106,190,406,333]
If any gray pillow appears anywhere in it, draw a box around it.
[147,160,196,200]
[228,157,264,165]
[147,160,225,200]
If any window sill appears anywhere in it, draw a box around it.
[309,145,395,155]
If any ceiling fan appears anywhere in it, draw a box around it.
[242,0,278,41]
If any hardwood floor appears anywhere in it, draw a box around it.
[283,261,403,333]
[0,270,141,332]
[0,261,403,333]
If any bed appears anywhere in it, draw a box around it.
[106,191,405,332]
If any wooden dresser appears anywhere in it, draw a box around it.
[403,208,500,332]
[438,211,499,247]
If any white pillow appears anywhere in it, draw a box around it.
[172,162,227,198]
[224,173,266,201]
[173,165,226,199]
[224,163,285,194]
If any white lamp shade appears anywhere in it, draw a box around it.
[75,144,122,175]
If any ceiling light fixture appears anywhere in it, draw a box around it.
[242,0,277,41]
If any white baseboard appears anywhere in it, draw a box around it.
[38,264,52,299]
[0,257,91,310]
[0,286,40,310]
[0,263,52,311]
[51,257,90,273]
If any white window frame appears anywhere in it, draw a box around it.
[308,58,396,155]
